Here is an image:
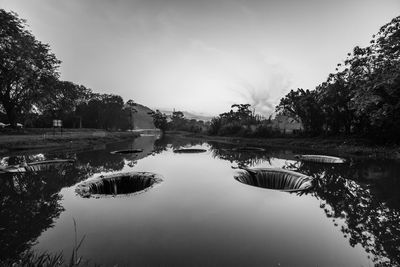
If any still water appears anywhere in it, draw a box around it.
[1,135,400,266]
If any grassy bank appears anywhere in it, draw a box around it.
[167,131,400,159]
[0,129,139,155]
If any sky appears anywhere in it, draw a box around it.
[0,0,399,116]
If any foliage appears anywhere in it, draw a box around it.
[276,89,324,135]
[251,123,281,138]
[276,15,400,141]
[0,9,60,126]
[150,110,168,133]
[167,110,206,133]
[75,94,130,130]
[208,104,279,137]
[0,9,139,130]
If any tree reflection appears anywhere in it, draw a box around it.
[0,164,87,261]
[209,142,271,167]
[152,135,205,155]
[285,161,400,266]
[76,149,125,173]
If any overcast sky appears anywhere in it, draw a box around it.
[1,0,399,116]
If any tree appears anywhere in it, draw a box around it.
[125,99,137,130]
[276,89,324,135]
[151,110,168,133]
[0,9,60,126]
[274,15,400,140]
[347,16,400,139]
[36,79,91,127]
[75,93,127,130]
[316,73,354,135]
[170,111,185,129]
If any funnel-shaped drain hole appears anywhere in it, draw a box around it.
[173,148,207,153]
[232,147,265,152]
[1,159,75,173]
[295,154,346,164]
[235,168,314,192]
[76,172,163,198]
[110,149,143,154]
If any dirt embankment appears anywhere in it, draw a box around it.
[0,130,138,155]
[167,131,400,159]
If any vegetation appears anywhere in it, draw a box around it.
[168,111,206,133]
[0,9,138,130]
[0,10,60,127]
[2,7,399,141]
[208,104,280,137]
[276,16,400,141]
[150,110,168,133]
[150,110,207,134]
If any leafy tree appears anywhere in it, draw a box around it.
[124,99,137,130]
[0,9,60,126]
[316,73,354,135]
[276,89,324,135]
[347,16,400,139]
[37,79,91,127]
[275,15,400,140]
[150,110,168,133]
[76,93,127,130]
[169,111,185,130]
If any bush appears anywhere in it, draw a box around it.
[208,117,222,135]
[251,124,281,138]
[217,123,243,136]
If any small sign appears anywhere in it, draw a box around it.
[53,120,62,127]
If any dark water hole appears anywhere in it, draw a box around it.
[295,154,346,163]
[235,168,314,192]
[232,146,266,152]
[173,148,207,153]
[110,149,144,154]
[75,172,162,197]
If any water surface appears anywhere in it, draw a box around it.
[1,135,400,266]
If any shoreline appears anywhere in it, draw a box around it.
[0,130,139,155]
[166,131,400,159]
[1,129,399,160]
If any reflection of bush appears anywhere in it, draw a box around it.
[285,161,400,266]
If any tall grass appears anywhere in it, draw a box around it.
[1,219,96,267]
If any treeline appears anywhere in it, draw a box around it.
[0,9,136,130]
[208,104,281,137]
[150,110,207,134]
[276,16,400,141]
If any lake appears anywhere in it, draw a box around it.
[1,135,400,266]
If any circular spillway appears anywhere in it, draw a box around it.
[173,148,207,153]
[235,168,314,192]
[295,154,346,164]
[75,172,163,198]
[232,147,266,152]
[110,149,143,154]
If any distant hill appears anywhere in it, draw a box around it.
[158,109,213,121]
[130,103,155,129]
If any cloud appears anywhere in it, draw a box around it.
[231,62,292,117]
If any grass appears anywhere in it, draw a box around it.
[0,130,138,155]
[0,219,99,267]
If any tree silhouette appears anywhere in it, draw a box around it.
[0,9,60,126]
